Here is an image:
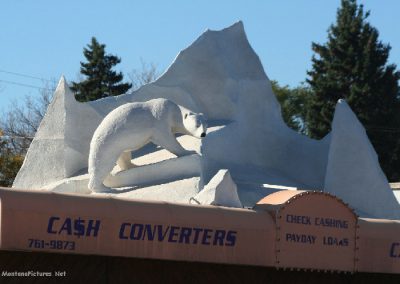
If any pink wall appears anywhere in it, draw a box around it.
[1,188,399,274]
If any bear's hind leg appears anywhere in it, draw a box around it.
[116,151,136,170]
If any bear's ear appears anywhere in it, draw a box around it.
[184,113,188,119]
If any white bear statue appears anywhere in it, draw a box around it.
[88,98,207,193]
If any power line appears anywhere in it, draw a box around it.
[0,69,54,83]
[0,79,55,91]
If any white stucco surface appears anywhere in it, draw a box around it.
[394,191,400,204]
[100,177,201,203]
[191,170,242,208]
[12,22,399,218]
[13,78,102,189]
[13,22,330,192]
[104,154,202,188]
[324,100,400,219]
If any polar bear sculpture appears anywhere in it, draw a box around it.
[88,98,207,193]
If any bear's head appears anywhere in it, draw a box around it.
[183,112,207,138]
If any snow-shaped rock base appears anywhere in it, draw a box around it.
[190,169,242,208]
[324,100,400,219]
[104,154,202,188]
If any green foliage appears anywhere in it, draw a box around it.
[271,81,311,133]
[71,37,132,102]
[306,0,400,180]
[0,130,23,187]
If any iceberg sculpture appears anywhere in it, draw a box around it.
[190,170,242,208]
[324,100,400,219]
[12,22,399,219]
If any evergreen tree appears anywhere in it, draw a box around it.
[306,0,400,180]
[71,37,132,102]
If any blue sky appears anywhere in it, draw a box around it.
[0,0,399,108]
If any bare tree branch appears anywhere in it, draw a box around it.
[0,60,158,156]
[0,80,56,154]
[128,59,159,91]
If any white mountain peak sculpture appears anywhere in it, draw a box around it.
[12,22,399,219]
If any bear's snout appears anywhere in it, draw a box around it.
[201,132,206,138]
